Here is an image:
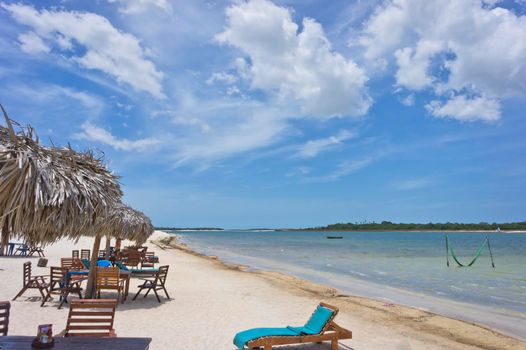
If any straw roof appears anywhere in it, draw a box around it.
[101,203,153,245]
[0,109,123,245]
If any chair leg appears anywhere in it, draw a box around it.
[133,287,143,301]
[38,287,47,300]
[41,289,52,307]
[13,287,27,300]
[144,287,151,297]
[161,285,170,299]
[153,288,161,303]
[331,339,338,350]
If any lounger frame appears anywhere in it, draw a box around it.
[246,302,352,350]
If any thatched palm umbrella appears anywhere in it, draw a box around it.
[84,203,153,297]
[0,105,122,254]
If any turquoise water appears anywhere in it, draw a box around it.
[173,230,526,337]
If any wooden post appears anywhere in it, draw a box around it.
[0,221,9,256]
[85,233,102,298]
[115,238,122,250]
[104,235,111,259]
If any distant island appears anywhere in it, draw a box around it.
[155,227,224,231]
[300,221,526,231]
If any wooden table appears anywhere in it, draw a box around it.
[0,336,151,349]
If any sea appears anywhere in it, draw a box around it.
[171,230,526,339]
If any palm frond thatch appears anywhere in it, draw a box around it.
[0,111,123,246]
[101,203,154,245]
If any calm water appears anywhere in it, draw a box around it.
[173,230,526,337]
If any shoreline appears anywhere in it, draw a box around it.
[166,229,526,233]
[153,232,526,349]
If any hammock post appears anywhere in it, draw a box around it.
[445,235,450,267]
[486,235,495,268]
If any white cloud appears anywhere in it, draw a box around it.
[360,0,526,121]
[206,71,238,85]
[107,0,173,14]
[426,95,501,122]
[172,116,211,133]
[17,31,49,54]
[74,122,161,151]
[297,130,355,158]
[216,0,371,118]
[2,3,165,98]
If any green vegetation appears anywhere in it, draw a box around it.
[303,221,526,231]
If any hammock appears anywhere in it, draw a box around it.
[445,235,495,268]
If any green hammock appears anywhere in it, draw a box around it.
[445,235,495,268]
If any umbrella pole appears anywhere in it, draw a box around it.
[104,235,111,259]
[0,221,9,256]
[115,238,122,251]
[85,233,102,298]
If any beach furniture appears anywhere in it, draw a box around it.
[64,299,117,337]
[14,244,30,256]
[0,301,9,336]
[141,252,157,268]
[28,246,45,257]
[0,336,151,349]
[61,258,84,271]
[72,250,79,259]
[99,250,106,259]
[41,267,85,309]
[95,267,125,303]
[80,249,91,260]
[233,302,352,350]
[132,265,170,303]
[12,262,49,301]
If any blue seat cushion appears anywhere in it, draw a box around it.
[115,261,129,271]
[96,260,112,267]
[233,327,299,350]
[302,305,334,334]
[81,259,91,269]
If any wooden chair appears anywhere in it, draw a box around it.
[61,258,84,271]
[133,265,170,303]
[28,246,45,257]
[122,251,143,268]
[64,299,117,337]
[72,250,79,259]
[0,301,10,336]
[12,262,49,301]
[80,249,90,260]
[14,244,30,256]
[40,267,85,309]
[95,267,124,303]
[141,252,156,268]
[99,250,106,259]
[235,303,352,350]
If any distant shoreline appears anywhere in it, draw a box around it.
[164,228,526,233]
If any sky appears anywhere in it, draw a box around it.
[0,0,525,228]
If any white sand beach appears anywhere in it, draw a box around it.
[1,231,525,350]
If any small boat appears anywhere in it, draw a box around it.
[326,236,343,239]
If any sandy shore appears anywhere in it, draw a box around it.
[1,230,525,350]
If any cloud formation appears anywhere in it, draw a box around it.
[297,130,355,158]
[107,0,173,14]
[216,0,371,118]
[360,0,526,121]
[2,3,165,98]
[74,122,161,151]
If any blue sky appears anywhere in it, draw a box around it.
[1,0,525,228]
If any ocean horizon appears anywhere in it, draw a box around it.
[172,230,526,340]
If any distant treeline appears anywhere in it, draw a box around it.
[303,221,526,231]
[155,227,224,231]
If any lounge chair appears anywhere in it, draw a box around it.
[115,261,158,276]
[0,301,10,336]
[132,265,169,303]
[233,302,352,350]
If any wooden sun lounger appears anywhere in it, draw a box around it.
[244,303,352,350]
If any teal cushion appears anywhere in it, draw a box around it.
[81,259,91,269]
[115,261,129,271]
[131,268,159,273]
[233,328,299,350]
[303,306,334,334]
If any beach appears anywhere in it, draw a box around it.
[1,230,525,350]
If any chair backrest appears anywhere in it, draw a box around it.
[156,265,169,285]
[0,301,10,336]
[72,250,79,259]
[96,267,120,289]
[22,262,31,286]
[122,251,142,267]
[62,258,84,270]
[49,266,64,285]
[98,250,106,258]
[65,299,117,337]
[80,249,90,260]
